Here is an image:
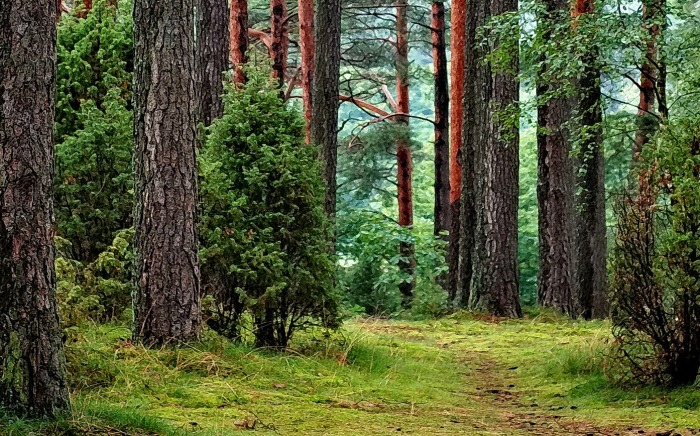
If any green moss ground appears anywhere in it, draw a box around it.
[2,313,700,435]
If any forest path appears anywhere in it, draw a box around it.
[35,318,696,436]
[356,317,682,436]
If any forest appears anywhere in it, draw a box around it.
[2,0,700,434]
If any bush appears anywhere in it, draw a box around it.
[56,229,135,331]
[199,73,340,348]
[54,0,134,261]
[610,119,700,386]
[337,211,448,318]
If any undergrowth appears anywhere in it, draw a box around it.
[3,315,700,435]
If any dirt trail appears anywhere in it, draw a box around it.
[466,352,676,436]
[359,319,683,436]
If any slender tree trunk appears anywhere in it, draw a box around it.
[76,0,93,18]
[133,0,201,345]
[572,0,608,319]
[311,0,341,219]
[270,0,289,89]
[432,2,450,242]
[230,0,249,84]
[0,0,70,417]
[465,0,522,317]
[632,0,667,163]
[197,0,230,125]
[449,0,467,306]
[396,0,415,305]
[299,0,315,143]
[536,3,575,315]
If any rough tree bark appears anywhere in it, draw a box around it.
[396,0,415,305]
[230,0,249,84]
[299,0,315,142]
[311,0,342,219]
[133,0,201,345]
[432,1,450,241]
[632,0,667,162]
[464,0,522,317]
[536,1,576,315]
[448,0,467,306]
[270,0,289,89]
[572,0,608,319]
[0,0,71,417]
[197,0,230,125]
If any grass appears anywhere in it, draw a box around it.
[2,313,700,435]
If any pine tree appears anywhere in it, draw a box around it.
[299,0,315,142]
[0,0,71,416]
[132,0,201,344]
[462,0,522,317]
[572,0,608,319]
[536,0,576,315]
[448,0,467,306]
[396,0,415,305]
[197,0,230,125]
[311,0,342,219]
[230,0,249,84]
[432,1,450,241]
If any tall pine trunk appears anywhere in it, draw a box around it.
[133,0,201,344]
[230,0,249,84]
[632,0,667,162]
[464,0,522,317]
[449,0,468,306]
[432,1,450,240]
[299,0,315,142]
[197,0,230,125]
[270,0,289,88]
[536,2,576,315]
[396,0,415,305]
[311,0,342,219]
[572,0,608,319]
[0,0,70,416]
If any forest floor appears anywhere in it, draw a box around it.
[3,313,700,435]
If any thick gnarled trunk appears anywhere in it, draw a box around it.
[197,0,230,125]
[0,0,70,417]
[133,0,201,345]
[311,0,342,219]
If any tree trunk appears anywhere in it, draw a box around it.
[0,0,70,417]
[432,2,450,241]
[465,0,522,318]
[536,2,576,315]
[76,0,93,18]
[133,0,201,345]
[449,0,467,306]
[632,0,667,163]
[270,0,289,89]
[572,0,608,319]
[230,0,249,84]
[299,0,315,143]
[396,0,415,306]
[197,0,230,125]
[311,0,341,219]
